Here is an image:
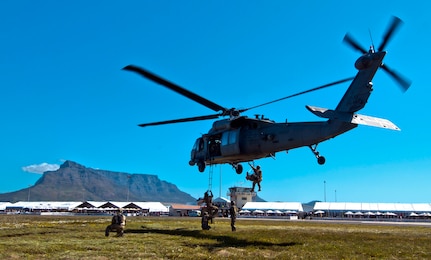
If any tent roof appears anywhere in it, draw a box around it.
[8,201,82,210]
[5,201,169,212]
[0,202,13,210]
[314,202,431,212]
[242,202,303,212]
[129,202,169,212]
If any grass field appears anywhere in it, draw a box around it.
[1,215,430,259]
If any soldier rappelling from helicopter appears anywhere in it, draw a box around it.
[246,163,262,192]
[197,190,218,223]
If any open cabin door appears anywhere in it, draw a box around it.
[220,129,240,156]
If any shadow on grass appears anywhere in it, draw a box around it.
[0,230,62,238]
[126,226,301,250]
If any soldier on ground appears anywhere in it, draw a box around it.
[229,201,238,231]
[105,209,126,237]
[201,211,211,230]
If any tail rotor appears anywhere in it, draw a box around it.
[343,16,411,92]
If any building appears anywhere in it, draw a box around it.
[213,197,230,217]
[228,186,256,208]
[168,203,201,216]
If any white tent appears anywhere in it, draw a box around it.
[314,202,431,213]
[8,201,82,211]
[6,201,169,213]
[131,202,169,213]
[0,202,13,211]
[242,202,303,212]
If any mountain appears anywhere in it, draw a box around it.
[0,160,196,203]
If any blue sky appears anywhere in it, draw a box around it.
[1,1,430,203]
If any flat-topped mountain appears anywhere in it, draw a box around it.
[0,160,196,203]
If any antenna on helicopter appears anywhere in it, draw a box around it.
[368,28,375,53]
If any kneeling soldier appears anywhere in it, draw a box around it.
[105,210,126,237]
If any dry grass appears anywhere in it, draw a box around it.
[0,215,430,259]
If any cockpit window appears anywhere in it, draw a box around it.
[193,138,204,151]
[199,138,204,150]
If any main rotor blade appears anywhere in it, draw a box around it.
[343,33,367,54]
[123,65,227,113]
[381,64,411,92]
[138,114,220,127]
[378,16,403,52]
[241,76,355,112]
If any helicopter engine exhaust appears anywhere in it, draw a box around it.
[355,54,374,70]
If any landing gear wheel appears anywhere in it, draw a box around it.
[317,156,326,165]
[197,161,205,172]
[235,164,243,174]
[309,144,326,165]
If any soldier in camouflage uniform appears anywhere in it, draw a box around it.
[246,164,262,192]
[201,211,211,230]
[105,210,126,237]
[229,201,238,231]
[197,190,219,223]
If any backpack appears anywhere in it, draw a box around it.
[112,214,123,225]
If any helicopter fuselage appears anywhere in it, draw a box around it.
[189,117,356,171]
[190,50,388,173]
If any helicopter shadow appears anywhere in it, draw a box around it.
[126,226,301,251]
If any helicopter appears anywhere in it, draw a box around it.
[123,16,411,174]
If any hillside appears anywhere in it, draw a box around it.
[0,160,196,203]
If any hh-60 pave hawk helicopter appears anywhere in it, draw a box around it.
[123,16,411,174]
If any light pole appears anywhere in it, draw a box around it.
[27,185,31,201]
[219,166,222,198]
[127,175,131,202]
